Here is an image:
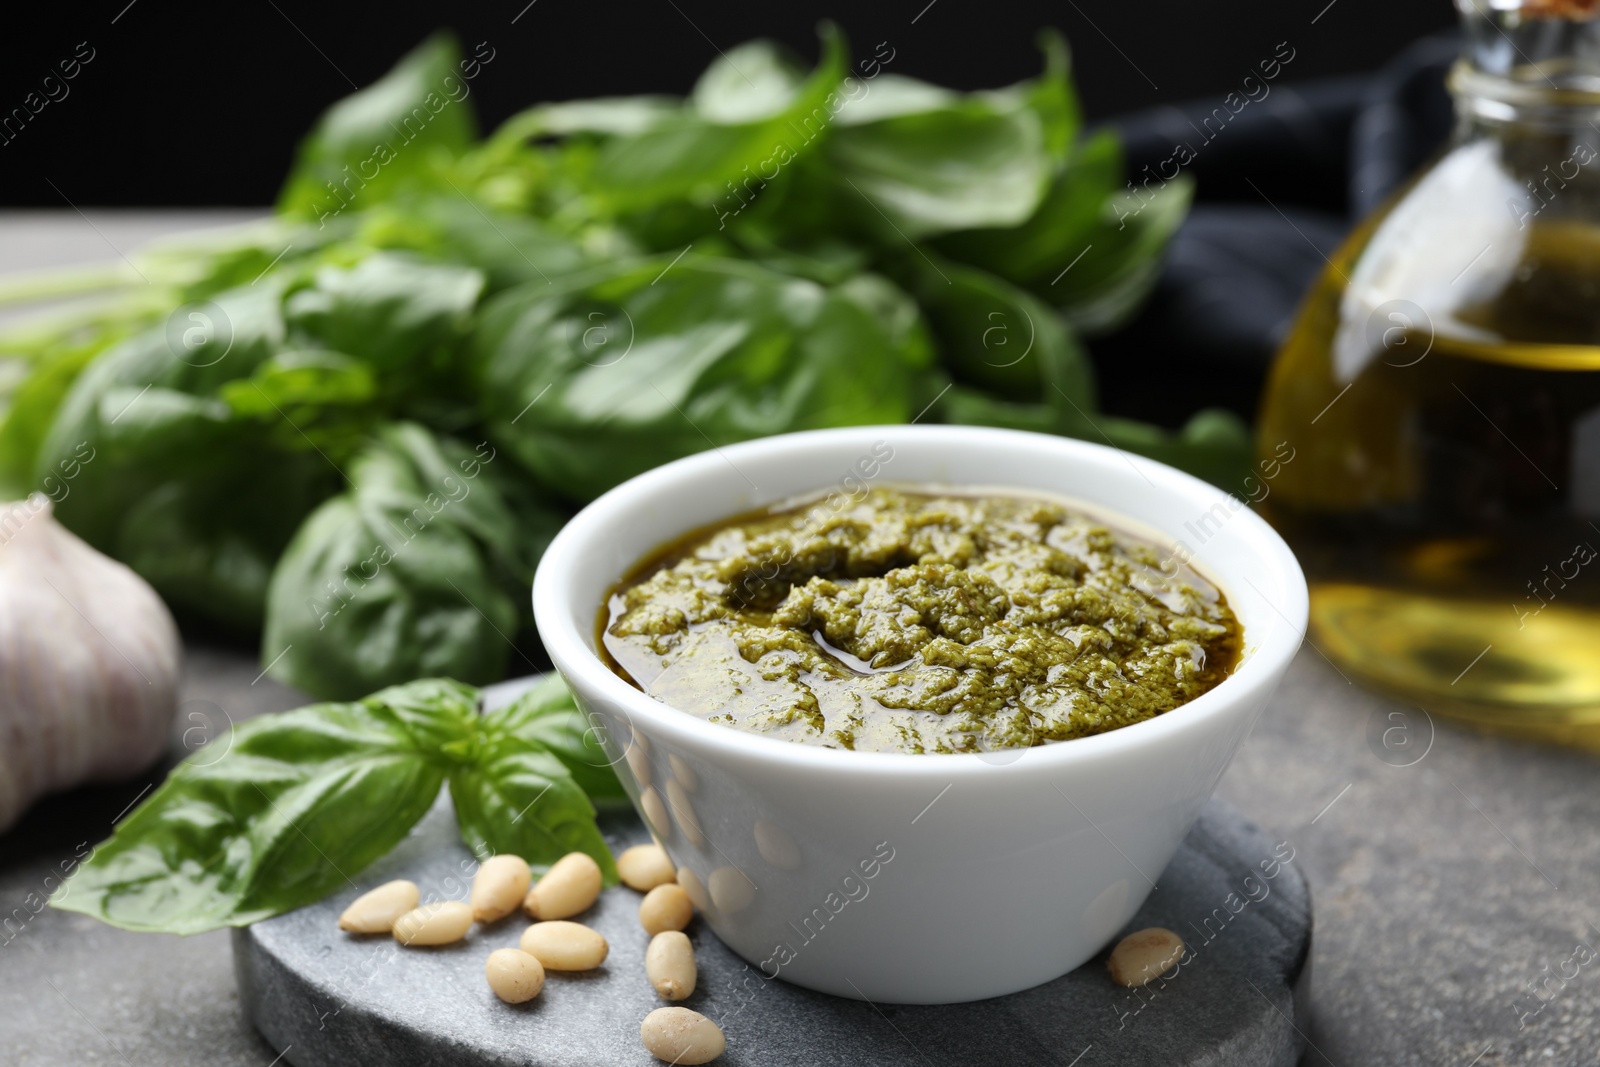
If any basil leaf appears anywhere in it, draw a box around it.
[31,282,338,629]
[1102,408,1254,491]
[220,350,377,417]
[825,36,1075,244]
[825,89,1051,238]
[282,252,487,432]
[38,282,287,547]
[363,196,589,293]
[366,677,482,753]
[0,341,104,496]
[931,121,1192,336]
[941,386,1065,435]
[217,349,381,458]
[690,40,807,124]
[832,74,955,126]
[262,423,522,699]
[51,679,476,934]
[585,28,844,212]
[491,675,626,805]
[985,30,1079,162]
[95,385,231,454]
[285,253,484,379]
[349,421,524,569]
[449,700,619,882]
[912,260,1094,405]
[116,459,339,632]
[277,34,475,218]
[931,127,1121,289]
[1054,175,1194,336]
[477,257,933,502]
[491,96,680,145]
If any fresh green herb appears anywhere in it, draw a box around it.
[275,32,477,220]
[1,29,1250,699]
[52,676,618,934]
[489,673,630,806]
[261,422,563,698]
[475,257,936,500]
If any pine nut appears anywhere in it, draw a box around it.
[523,851,602,920]
[392,901,473,946]
[639,883,694,935]
[485,948,545,1003]
[626,742,651,786]
[645,931,696,1000]
[471,854,532,924]
[708,867,755,914]
[520,920,609,971]
[667,753,698,792]
[665,778,704,846]
[338,879,419,934]
[753,819,801,869]
[641,787,672,841]
[617,844,677,892]
[1108,927,1185,987]
[640,1006,724,1064]
[676,866,711,913]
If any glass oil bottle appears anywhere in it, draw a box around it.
[1257,0,1600,742]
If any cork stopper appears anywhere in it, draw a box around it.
[1522,0,1600,19]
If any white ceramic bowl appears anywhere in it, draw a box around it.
[534,425,1306,1004]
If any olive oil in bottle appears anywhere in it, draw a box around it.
[1256,0,1600,740]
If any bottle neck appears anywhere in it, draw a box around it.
[1453,0,1600,130]
[1452,61,1600,131]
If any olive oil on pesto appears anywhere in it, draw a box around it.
[600,487,1242,754]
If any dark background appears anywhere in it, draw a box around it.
[2,0,1454,208]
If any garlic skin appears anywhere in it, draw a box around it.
[0,495,180,832]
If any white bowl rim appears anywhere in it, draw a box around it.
[534,424,1307,778]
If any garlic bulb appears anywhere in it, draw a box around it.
[0,495,180,832]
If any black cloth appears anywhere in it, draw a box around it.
[1090,34,1458,426]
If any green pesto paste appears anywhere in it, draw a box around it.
[602,487,1241,754]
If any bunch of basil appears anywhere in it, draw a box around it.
[0,30,1248,702]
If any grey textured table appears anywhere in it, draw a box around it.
[4,214,1599,1066]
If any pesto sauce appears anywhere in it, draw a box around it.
[601,487,1242,754]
